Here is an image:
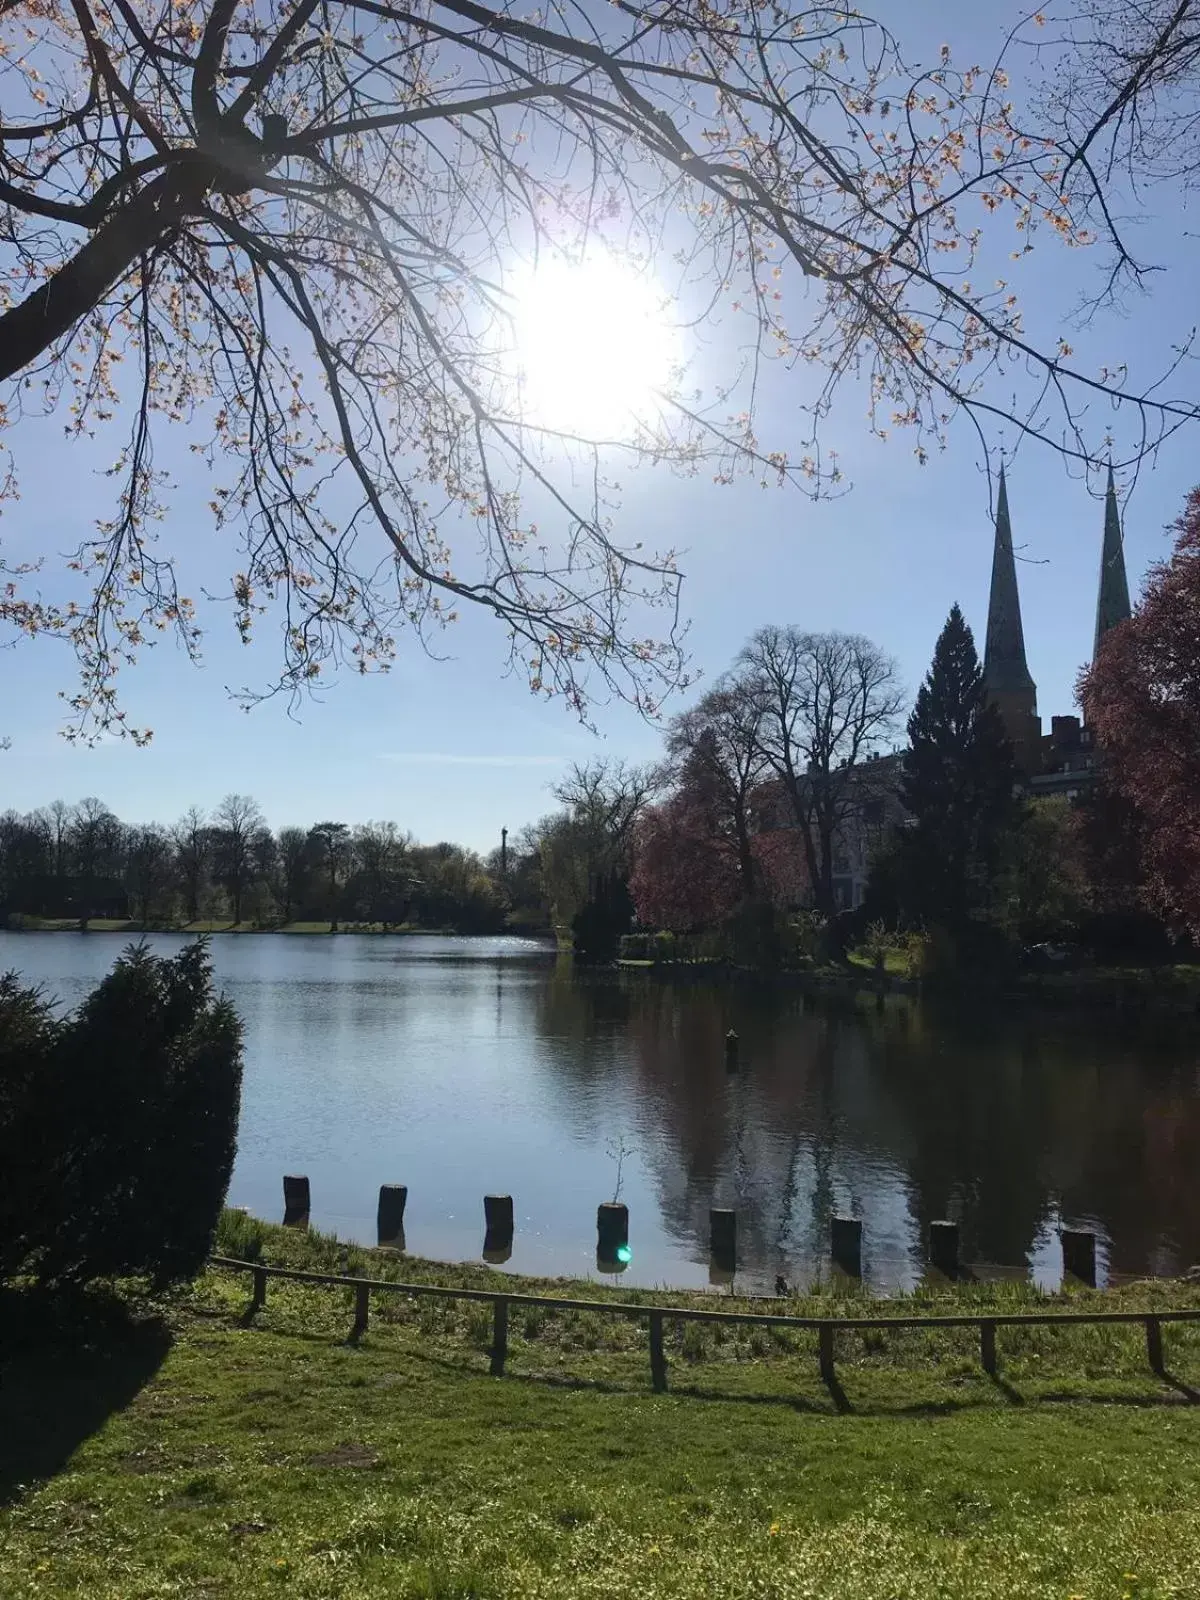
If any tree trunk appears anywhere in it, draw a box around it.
[734,807,756,900]
[0,166,207,383]
[816,820,836,917]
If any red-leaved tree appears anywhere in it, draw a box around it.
[1080,486,1200,940]
[630,793,811,934]
[630,790,743,934]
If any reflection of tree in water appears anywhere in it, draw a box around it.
[1045,1023,1200,1276]
[878,1008,1054,1269]
[528,965,1200,1283]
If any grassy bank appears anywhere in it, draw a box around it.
[3,1216,1200,1598]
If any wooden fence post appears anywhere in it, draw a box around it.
[818,1323,835,1387]
[490,1298,509,1377]
[1145,1315,1165,1376]
[251,1266,267,1314]
[353,1280,370,1338]
[980,1320,997,1377]
[649,1311,667,1392]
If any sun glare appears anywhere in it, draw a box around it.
[509,254,679,440]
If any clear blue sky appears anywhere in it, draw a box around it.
[1,2,1196,852]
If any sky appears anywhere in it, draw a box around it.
[1,1,1197,854]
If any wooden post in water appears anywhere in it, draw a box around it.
[724,1030,740,1072]
[283,1174,310,1226]
[929,1221,960,1277]
[483,1194,515,1264]
[1061,1229,1097,1288]
[377,1184,408,1245]
[596,1202,630,1273]
[831,1216,862,1277]
[709,1208,737,1274]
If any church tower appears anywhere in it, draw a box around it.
[983,467,1042,773]
[1093,463,1132,660]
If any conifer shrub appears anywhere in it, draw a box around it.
[0,941,242,1291]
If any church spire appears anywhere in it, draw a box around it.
[1094,462,1132,659]
[983,466,1036,698]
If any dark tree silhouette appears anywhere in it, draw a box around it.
[897,604,1017,931]
[738,628,903,917]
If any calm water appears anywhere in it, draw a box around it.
[4,930,1200,1292]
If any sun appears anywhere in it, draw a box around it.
[508,252,680,440]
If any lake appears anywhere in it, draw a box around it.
[4,930,1199,1292]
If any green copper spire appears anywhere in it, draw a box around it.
[983,467,1036,697]
[1094,463,1132,659]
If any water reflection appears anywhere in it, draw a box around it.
[2,930,1198,1292]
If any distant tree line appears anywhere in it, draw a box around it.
[0,795,540,935]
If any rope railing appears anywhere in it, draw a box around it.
[208,1254,1200,1393]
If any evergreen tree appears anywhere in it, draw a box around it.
[896,604,1017,931]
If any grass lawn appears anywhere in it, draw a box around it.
[3,1219,1200,1599]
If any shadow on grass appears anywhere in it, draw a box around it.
[0,1287,171,1504]
[1159,1368,1200,1404]
[986,1372,1026,1406]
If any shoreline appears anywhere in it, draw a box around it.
[617,955,1200,1016]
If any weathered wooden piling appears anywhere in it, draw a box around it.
[724,1029,740,1072]
[283,1174,310,1225]
[596,1201,630,1272]
[377,1183,408,1243]
[1061,1228,1097,1287]
[831,1215,862,1277]
[709,1208,736,1271]
[483,1193,515,1264]
[929,1220,960,1277]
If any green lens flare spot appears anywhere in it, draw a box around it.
[615,1244,632,1263]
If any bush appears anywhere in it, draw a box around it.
[618,931,682,962]
[571,873,634,963]
[0,941,243,1291]
[907,920,1017,984]
[721,901,796,970]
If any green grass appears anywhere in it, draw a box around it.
[3,1217,1200,1598]
[848,947,911,977]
